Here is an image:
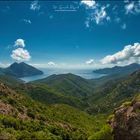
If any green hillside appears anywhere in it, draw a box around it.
[0,82,107,139]
[0,75,23,88]
[1,66,140,139]
[24,83,88,110]
[33,73,94,98]
[88,69,140,114]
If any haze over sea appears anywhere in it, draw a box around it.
[21,68,105,82]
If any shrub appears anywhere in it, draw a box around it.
[88,125,113,140]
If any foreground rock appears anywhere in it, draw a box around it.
[109,94,140,140]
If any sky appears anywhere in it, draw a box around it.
[0,0,140,69]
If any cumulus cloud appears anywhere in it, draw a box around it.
[23,19,31,24]
[81,0,96,8]
[30,1,40,11]
[14,39,25,47]
[48,61,56,66]
[11,48,31,61]
[86,59,95,65]
[101,43,140,64]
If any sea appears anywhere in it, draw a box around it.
[20,68,105,83]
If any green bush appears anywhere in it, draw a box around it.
[88,125,113,140]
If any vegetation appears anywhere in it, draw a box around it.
[87,69,140,114]
[0,82,107,139]
[25,83,88,110]
[33,73,94,98]
[88,125,113,140]
[1,64,140,139]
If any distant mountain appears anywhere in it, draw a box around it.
[93,63,140,75]
[32,73,94,98]
[1,62,43,78]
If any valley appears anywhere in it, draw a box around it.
[0,62,140,139]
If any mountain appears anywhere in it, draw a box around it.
[23,83,88,110]
[0,82,106,139]
[2,64,140,139]
[1,62,43,78]
[32,73,94,98]
[93,63,140,76]
[88,68,140,114]
[0,73,91,112]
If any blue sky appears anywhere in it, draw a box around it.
[0,0,140,68]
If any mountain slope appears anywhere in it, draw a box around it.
[0,75,23,88]
[0,75,87,110]
[33,73,94,98]
[94,63,140,76]
[23,83,88,110]
[2,62,43,78]
[88,68,140,113]
[0,82,106,139]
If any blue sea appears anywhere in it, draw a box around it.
[21,68,105,82]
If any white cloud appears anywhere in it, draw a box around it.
[94,6,107,24]
[81,0,96,8]
[30,1,40,11]
[23,19,31,24]
[48,61,56,66]
[84,4,110,26]
[101,43,140,64]
[14,39,25,47]
[86,59,95,65]
[125,2,135,14]
[125,1,140,14]
[121,23,126,29]
[11,48,31,61]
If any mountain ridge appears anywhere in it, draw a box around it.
[93,63,140,76]
[32,73,94,98]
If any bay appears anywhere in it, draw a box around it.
[20,68,105,82]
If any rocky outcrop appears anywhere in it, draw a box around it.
[0,83,29,120]
[109,95,140,140]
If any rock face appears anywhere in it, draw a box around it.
[110,95,140,140]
